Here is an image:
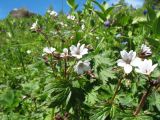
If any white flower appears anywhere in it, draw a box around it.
[43,47,56,54]
[117,50,141,74]
[50,10,58,16]
[60,48,69,57]
[74,60,91,74]
[67,15,75,20]
[81,24,85,30]
[96,37,99,40]
[70,43,88,59]
[26,50,31,54]
[30,20,38,30]
[135,59,158,75]
[140,44,152,56]
[59,22,67,27]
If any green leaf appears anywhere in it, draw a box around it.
[153,16,160,34]
[147,7,156,21]
[90,105,110,120]
[67,0,78,10]
[0,89,14,107]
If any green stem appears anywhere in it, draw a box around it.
[110,78,123,104]
[51,108,54,120]
[64,58,67,80]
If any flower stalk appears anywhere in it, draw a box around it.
[133,85,152,116]
[109,74,125,104]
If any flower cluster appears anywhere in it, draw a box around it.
[47,10,58,16]
[67,15,75,20]
[117,44,158,75]
[42,43,91,75]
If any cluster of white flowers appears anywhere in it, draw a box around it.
[42,43,90,75]
[42,47,56,56]
[117,44,158,75]
[59,22,68,27]
[67,15,75,20]
[70,43,90,74]
[47,10,58,16]
[30,20,38,30]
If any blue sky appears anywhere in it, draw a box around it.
[0,0,144,19]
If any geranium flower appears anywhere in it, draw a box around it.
[30,20,38,30]
[104,20,110,27]
[26,50,31,54]
[135,59,158,75]
[140,44,152,57]
[81,24,85,30]
[70,43,88,59]
[117,50,141,74]
[74,60,91,74]
[67,15,75,20]
[60,48,69,58]
[50,10,58,16]
[43,47,56,54]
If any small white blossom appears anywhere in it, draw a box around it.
[43,47,56,54]
[96,37,99,40]
[67,15,75,20]
[26,50,31,54]
[59,22,67,27]
[135,59,158,75]
[22,95,27,99]
[49,10,58,16]
[140,44,152,56]
[70,43,88,59]
[30,20,38,30]
[81,24,85,30]
[74,60,91,75]
[117,50,141,74]
[60,48,69,58]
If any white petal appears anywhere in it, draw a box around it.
[77,43,81,48]
[81,48,88,55]
[80,44,85,51]
[117,59,126,67]
[63,48,68,53]
[124,64,132,74]
[151,64,158,72]
[70,45,76,52]
[131,57,142,67]
[73,54,82,59]
[120,50,127,59]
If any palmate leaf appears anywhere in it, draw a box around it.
[122,115,153,120]
[93,52,116,84]
[90,105,110,120]
[44,79,72,108]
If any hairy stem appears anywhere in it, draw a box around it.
[64,58,67,80]
[133,85,152,116]
[110,77,123,104]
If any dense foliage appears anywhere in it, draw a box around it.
[0,0,160,120]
